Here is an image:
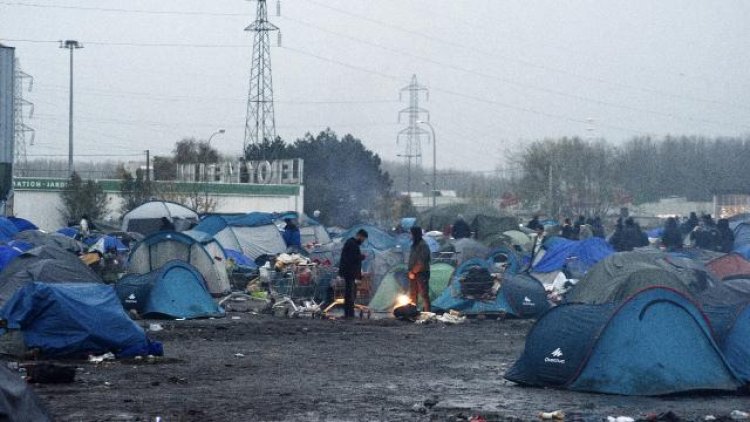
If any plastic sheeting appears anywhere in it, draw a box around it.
[1,282,150,358]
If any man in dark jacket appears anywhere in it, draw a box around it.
[452,215,471,239]
[717,218,735,253]
[561,218,576,240]
[408,226,432,312]
[338,229,368,318]
[526,215,543,232]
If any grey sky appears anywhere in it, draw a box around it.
[2,0,749,171]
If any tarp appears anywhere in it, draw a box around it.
[0,246,21,272]
[699,278,750,308]
[432,259,549,317]
[116,261,224,319]
[194,213,286,260]
[0,245,102,306]
[224,249,257,269]
[13,230,85,255]
[0,217,19,242]
[121,201,199,236]
[565,250,714,304]
[705,304,750,384]
[706,253,750,281]
[533,237,614,274]
[506,287,741,395]
[0,365,51,421]
[6,216,37,232]
[368,263,454,312]
[128,231,230,296]
[0,282,150,358]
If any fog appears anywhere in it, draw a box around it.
[2,0,749,170]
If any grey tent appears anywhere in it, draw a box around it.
[700,278,750,308]
[0,365,51,421]
[13,230,85,255]
[565,250,714,304]
[0,245,102,306]
[121,200,199,236]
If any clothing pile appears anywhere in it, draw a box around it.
[459,266,499,300]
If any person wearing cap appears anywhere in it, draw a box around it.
[407,226,432,312]
[338,229,368,318]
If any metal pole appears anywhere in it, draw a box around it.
[145,149,150,182]
[68,45,74,176]
[418,121,437,209]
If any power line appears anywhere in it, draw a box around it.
[0,1,245,16]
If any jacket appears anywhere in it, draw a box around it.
[338,237,363,279]
[408,239,431,275]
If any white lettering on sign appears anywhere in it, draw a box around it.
[176,159,303,185]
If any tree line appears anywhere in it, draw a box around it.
[513,135,750,217]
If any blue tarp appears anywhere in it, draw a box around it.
[533,237,614,274]
[433,259,549,317]
[56,227,78,239]
[506,287,741,395]
[7,217,37,232]
[116,261,224,320]
[0,282,151,358]
[225,249,257,269]
[0,217,19,242]
[0,246,21,272]
[90,235,129,253]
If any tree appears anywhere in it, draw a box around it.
[173,137,220,164]
[245,129,394,226]
[118,165,153,214]
[60,172,109,224]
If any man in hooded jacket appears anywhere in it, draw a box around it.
[338,229,368,318]
[408,226,432,312]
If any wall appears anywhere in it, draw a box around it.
[11,177,304,231]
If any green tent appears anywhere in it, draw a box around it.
[368,263,455,312]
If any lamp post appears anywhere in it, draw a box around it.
[59,40,83,177]
[417,120,437,208]
[204,128,225,181]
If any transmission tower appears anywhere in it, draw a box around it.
[13,59,34,172]
[244,0,281,156]
[397,74,429,195]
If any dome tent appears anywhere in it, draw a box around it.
[368,263,454,312]
[121,200,199,236]
[705,303,750,384]
[193,213,286,260]
[128,231,230,296]
[506,287,741,395]
[116,261,224,319]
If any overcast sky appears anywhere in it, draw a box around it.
[2,0,749,171]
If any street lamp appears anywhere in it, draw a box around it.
[417,120,437,208]
[59,40,83,177]
[204,128,225,181]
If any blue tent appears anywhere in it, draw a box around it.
[505,287,741,395]
[90,235,129,254]
[734,222,750,251]
[395,233,439,253]
[0,217,19,242]
[0,246,21,272]
[193,213,286,260]
[0,282,152,358]
[533,237,614,274]
[433,258,549,317]
[116,261,224,319]
[705,304,750,384]
[487,246,523,274]
[56,227,79,239]
[338,224,396,252]
[7,216,37,232]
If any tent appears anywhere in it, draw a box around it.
[705,304,750,384]
[735,222,750,250]
[487,245,523,275]
[505,287,741,395]
[532,237,614,276]
[706,253,750,281]
[432,259,549,317]
[116,261,224,319]
[0,365,51,421]
[194,213,286,260]
[0,246,21,272]
[128,231,230,296]
[6,216,37,233]
[699,278,750,308]
[0,282,151,359]
[502,230,533,252]
[450,238,490,265]
[0,246,102,306]
[337,224,396,252]
[121,200,199,236]
[13,230,85,255]
[565,250,714,304]
[471,215,519,243]
[368,263,454,312]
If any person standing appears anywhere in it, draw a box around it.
[561,218,575,240]
[407,226,432,312]
[452,214,471,239]
[526,215,543,232]
[338,229,368,318]
[282,218,302,250]
[661,217,684,251]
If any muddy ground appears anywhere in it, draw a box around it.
[28,314,750,421]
